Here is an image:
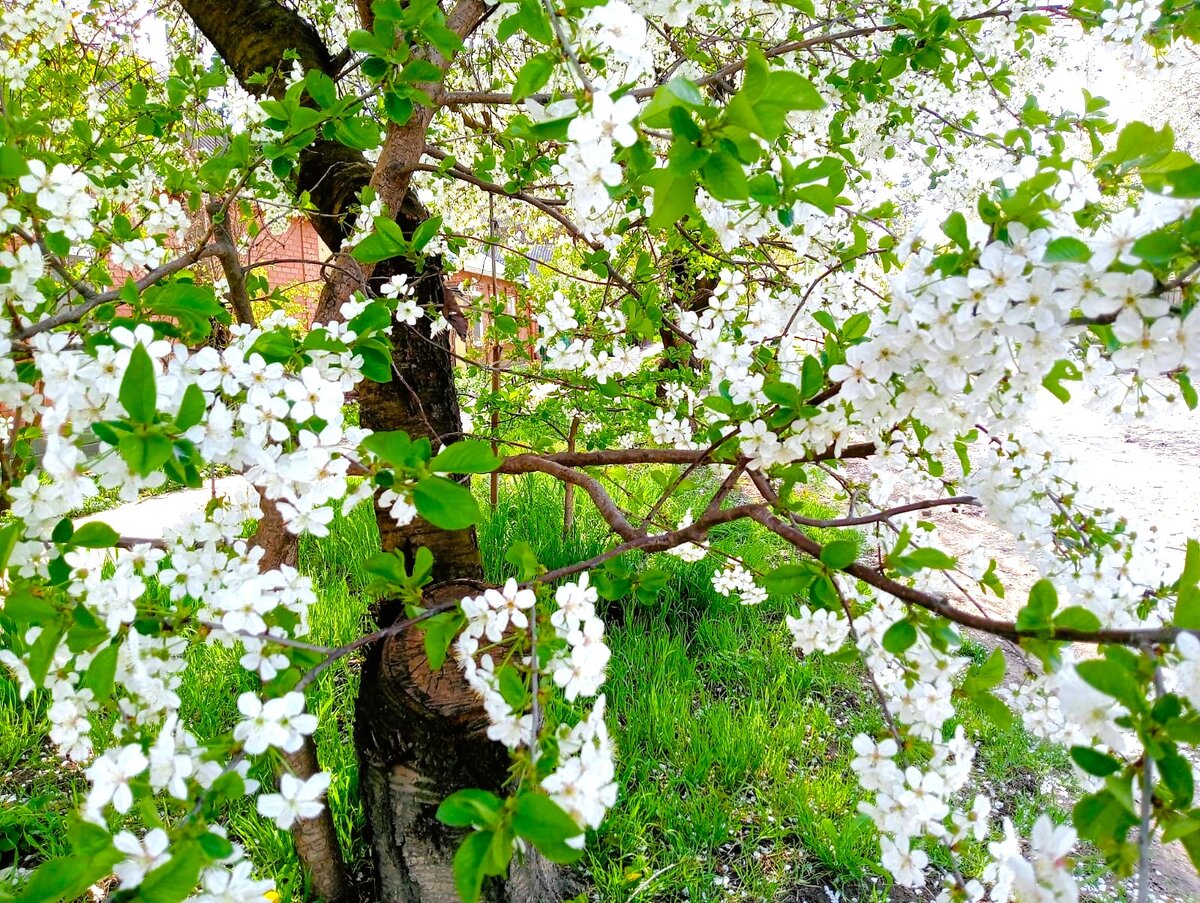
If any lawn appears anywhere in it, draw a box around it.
[0,471,1072,901]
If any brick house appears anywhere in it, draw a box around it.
[251,217,543,357]
[248,217,329,298]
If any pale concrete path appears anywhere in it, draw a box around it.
[77,476,253,541]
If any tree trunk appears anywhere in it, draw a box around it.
[353,248,503,900]
[355,253,578,902]
[252,494,351,903]
[179,4,578,900]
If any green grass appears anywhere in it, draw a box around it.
[0,471,1073,902]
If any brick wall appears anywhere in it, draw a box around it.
[249,218,326,290]
[449,271,538,360]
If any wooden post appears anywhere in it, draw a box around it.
[563,416,579,533]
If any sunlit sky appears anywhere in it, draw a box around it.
[132,9,1173,141]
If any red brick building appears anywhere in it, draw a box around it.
[253,218,541,357]
[249,217,329,296]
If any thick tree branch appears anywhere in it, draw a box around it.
[498,455,642,540]
[19,242,221,340]
[207,203,255,327]
[747,507,1185,646]
[503,441,876,469]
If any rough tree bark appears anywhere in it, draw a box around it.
[250,496,351,903]
[178,2,577,900]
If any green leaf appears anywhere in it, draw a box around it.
[437,789,505,829]
[27,623,66,688]
[762,563,816,595]
[250,329,297,363]
[138,841,204,903]
[66,604,108,653]
[412,476,482,530]
[972,691,1013,728]
[81,643,120,700]
[352,217,409,263]
[1184,539,1200,588]
[175,383,206,431]
[504,541,540,580]
[197,832,234,861]
[647,168,695,230]
[882,619,918,654]
[15,850,118,903]
[1163,815,1200,844]
[1160,753,1195,807]
[120,344,158,424]
[1105,773,1138,817]
[634,567,670,605]
[1042,358,1082,403]
[1183,828,1200,874]
[942,211,969,249]
[891,546,956,575]
[405,221,440,259]
[362,430,428,469]
[1042,236,1092,263]
[507,0,553,44]
[725,48,824,140]
[1102,121,1174,170]
[52,518,73,544]
[142,283,228,342]
[67,820,115,858]
[497,663,528,710]
[398,59,444,84]
[330,115,378,151]
[979,559,1005,598]
[640,78,708,129]
[353,335,394,382]
[1016,578,1059,631]
[118,431,174,477]
[0,521,19,572]
[1073,787,1138,845]
[453,829,497,903]
[1076,658,1143,711]
[512,792,585,863]
[963,646,1007,692]
[819,540,858,570]
[421,610,466,671]
[763,379,803,409]
[69,522,119,549]
[906,547,955,569]
[305,70,337,107]
[1070,745,1122,777]
[1132,229,1182,264]
[353,232,406,265]
[800,356,825,399]
[512,52,556,101]
[0,145,29,179]
[842,312,871,342]
[1054,606,1101,634]
[701,151,749,201]
[794,184,837,215]
[430,442,502,475]
[1178,372,1199,411]
[412,546,435,585]
[422,21,465,58]
[384,92,414,125]
[2,583,58,623]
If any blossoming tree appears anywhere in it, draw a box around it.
[2,0,1200,900]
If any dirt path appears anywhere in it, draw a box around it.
[926,389,1200,626]
[847,389,1200,900]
